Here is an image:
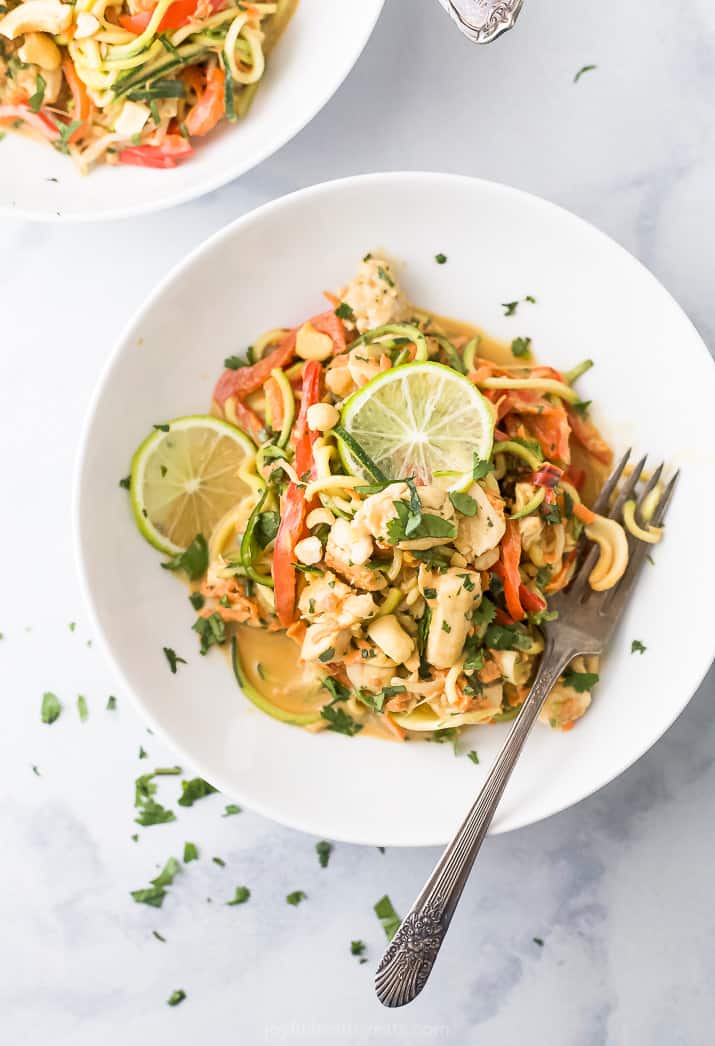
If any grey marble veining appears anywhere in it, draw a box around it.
[1,1,714,1042]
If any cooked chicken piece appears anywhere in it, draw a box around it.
[454,483,506,561]
[336,256,408,334]
[354,483,456,552]
[297,572,377,626]
[419,566,482,670]
[539,679,592,728]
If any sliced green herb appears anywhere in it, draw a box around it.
[183,841,199,862]
[163,647,187,674]
[316,840,332,868]
[41,691,61,725]
[631,639,647,655]
[227,886,251,906]
[374,894,401,940]
[77,695,88,722]
[161,534,208,581]
[286,890,307,906]
[177,777,218,807]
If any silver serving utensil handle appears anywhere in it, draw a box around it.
[374,639,573,1008]
[436,0,524,44]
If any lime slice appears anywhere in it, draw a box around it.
[130,415,256,555]
[338,362,494,491]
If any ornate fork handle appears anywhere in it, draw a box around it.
[375,637,575,1008]
[437,0,524,44]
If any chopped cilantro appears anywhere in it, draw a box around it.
[161,534,208,581]
[318,646,335,663]
[183,841,199,862]
[167,989,186,1007]
[321,677,351,704]
[106,695,117,711]
[193,612,226,655]
[441,621,451,634]
[131,885,166,908]
[574,64,597,83]
[227,886,251,906]
[224,355,247,369]
[423,587,437,599]
[135,800,176,827]
[320,704,362,735]
[631,639,647,655]
[377,265,395,287]
[77,695,88,722]
[189,591,205,611]
[119,475,131,490]
[316,840,332,868]
[335,301,355,321]
[152,930,166,943]
[449,491,477,516]
[286,890,307,906]
[223,804,241,817]
[563,671,599,693]
[374,895,401,940]
[467,750,480,764]
[502,301,519,316]
[511,337,532,358]
[212,856,226,867]
[41,691,61,724]
[351,939,366,958]
[434,253,447,265]
[32,765,41,776]
[472,453,495,481]
[483,623,532,651]
[255,511,280,548]
[28,73,46,113]
[177,777,218,807]
[153,423,170,432]
[533,936,544,947]
[69,622,76,632]
[163,647,187,674]
[138,746,148,759]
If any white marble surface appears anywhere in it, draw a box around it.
[1,1,714,1042]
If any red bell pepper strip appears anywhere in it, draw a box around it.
[272,363,323,626]
[0,105,59,141]
[213,330,297,406]
[496,520,525,621]
[530,463,564,489]
[273,483,305,628]
[566,408,613,466]
[518,584,546,613]
[563,465,586,492]
[494,607,515,627]
[527,405,571,464]
[184,63,225,137]
[119,0,224,34]
[62,59,93,144]
[292,359,322,475]
[231,399,265,442]
[118,134,192,168]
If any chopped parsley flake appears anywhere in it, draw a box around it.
[377,265,395,287]
[502,301,519,316]
[223,804,241,817]
[320,704,362,735]
[212,856,226,867]
[177,777,218,807]
[227,886,251,906]
[511,337,532,358]
[574,64,597,83]
[286,890,307,906]
[41,691,61,725]
[161,534,208,581]
[167,989,186,1007]
[563,670,599,693]
[192,612,226,655]
[533,936,544,947]
[374,894,401,940]
[153,423,170,432]
[163,647,187,674]
[351,939,366,957]
[631,639,647,655]
[106,695,117,711]
[434,253,447,265]
[77,695,88,722]
[183,841,199,862]
[152,930,166,943]
[68,622,76,632]
[189,591,205,611]
[449,491,477,516]
[467,750,479,764]
[119,475,131,490]
[316,840,332,868]
[335,301,355,321]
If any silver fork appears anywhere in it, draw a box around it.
[436,0,524,44]
[375,452,678,1008]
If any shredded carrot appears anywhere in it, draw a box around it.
[383,714,407,741]
[573,501,596,525]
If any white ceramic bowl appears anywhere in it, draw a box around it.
[75,173,715,845]
[0,1,384,222]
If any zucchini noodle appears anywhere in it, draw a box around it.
[0,0,295,172]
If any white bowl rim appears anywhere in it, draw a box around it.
[0,1,385,224]
[74,171,715,844]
